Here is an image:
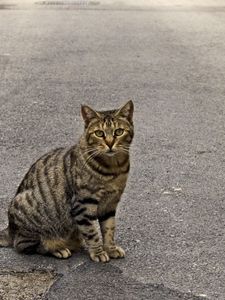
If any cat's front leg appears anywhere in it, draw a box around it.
[72,198,109,263]
[99,206,125,259]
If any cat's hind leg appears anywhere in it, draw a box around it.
[52,248,72,259]
[14,235,72,258]
[42,229,82,258]
[42,238,72,259]
[14,234,43,254]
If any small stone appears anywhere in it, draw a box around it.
[172,187,182,192]
[162,191,172,195]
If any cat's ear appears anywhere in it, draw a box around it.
[115,100,134,123]
[81,105,99,127]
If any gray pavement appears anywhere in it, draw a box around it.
[1,1,225,299]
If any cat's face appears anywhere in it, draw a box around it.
[81,100,134,157]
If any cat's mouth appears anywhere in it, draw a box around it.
[105,150,116,157]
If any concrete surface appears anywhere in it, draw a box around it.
[1,1,225,299]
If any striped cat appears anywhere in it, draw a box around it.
[0,100,134,262]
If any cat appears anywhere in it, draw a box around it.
[0,100,134,262]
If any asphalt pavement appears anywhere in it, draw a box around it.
[1,1,225,299]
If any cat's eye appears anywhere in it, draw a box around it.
[95,130,105,137]
[114,128,124,136]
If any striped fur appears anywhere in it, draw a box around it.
[0,100,134,262]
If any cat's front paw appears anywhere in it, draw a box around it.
[104,245,125,259]
[90,250,110,263]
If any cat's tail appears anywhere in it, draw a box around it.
[0,226,13,247]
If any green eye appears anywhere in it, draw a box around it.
[114,128,124,136]
[95,130,104,137]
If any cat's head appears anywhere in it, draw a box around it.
[81,100,134,157]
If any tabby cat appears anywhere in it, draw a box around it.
[0,100,134,262]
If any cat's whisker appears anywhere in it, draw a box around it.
[116,145,130,154]
[82,148,96,155]
[81,149,100,171]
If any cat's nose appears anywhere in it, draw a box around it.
[105,137,114,149]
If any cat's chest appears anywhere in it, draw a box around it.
[76,173,128,202]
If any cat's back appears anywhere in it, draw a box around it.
[16,146,77,196]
